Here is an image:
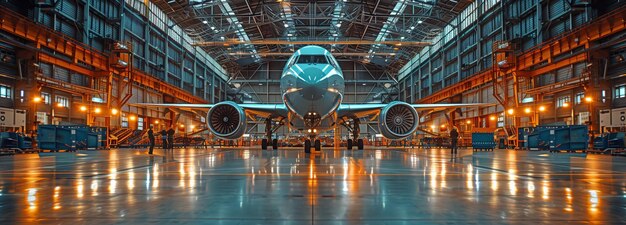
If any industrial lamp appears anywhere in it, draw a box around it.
[538,106,546,112]
[507,109,514,115]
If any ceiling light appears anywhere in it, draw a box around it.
[287,33,293,36]
[284,23,289,27]
[410,26,415,30]
[335,23,341,28]
[210,26,215,30]
[362,83,367,86]
[202,20,208,24]
[220,36,225,40]
[332,33,338,36]
[417,20,423,24]
[400,36,405,40]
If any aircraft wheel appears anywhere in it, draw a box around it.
[357,139,364,150]
[304,140,311,153]
[314,140,321,152]
[272,139,278,150]
[261,139,268,150]
[347,139,353,150]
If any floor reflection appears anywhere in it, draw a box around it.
[0,148,624,224]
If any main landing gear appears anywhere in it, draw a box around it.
[261,117,282,150]
[344,118,364,150]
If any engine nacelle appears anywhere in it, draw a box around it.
[378,101,419,140]
[207,101,246,139]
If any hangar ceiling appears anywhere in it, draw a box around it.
[151,0,473,76]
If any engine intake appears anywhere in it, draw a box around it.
[378,101,418,140]
[207,101,246,139]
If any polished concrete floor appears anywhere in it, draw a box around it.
[0,147,625,224]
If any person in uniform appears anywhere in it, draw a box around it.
[147,125,155,154]
[450,127,459,156]
[160,129,168,150]
[167,126,175,150]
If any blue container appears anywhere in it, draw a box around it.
[37,125,59,150]
[472,133,496,151]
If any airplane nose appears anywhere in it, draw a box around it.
[297,67,327,101]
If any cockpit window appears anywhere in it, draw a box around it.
[297,55,328,64]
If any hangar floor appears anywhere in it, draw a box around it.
[0,148,624,224]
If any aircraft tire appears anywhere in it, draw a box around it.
[304,140,311,153]
[314,140,321,152]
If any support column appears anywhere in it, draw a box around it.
[334,126,340,151]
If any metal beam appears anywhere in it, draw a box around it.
[195,39,431,46]
[228,52,398,56]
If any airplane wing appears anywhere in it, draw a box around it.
[128,102,289,118]
[337,102,494,118]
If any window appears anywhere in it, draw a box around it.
[0,85,11,98]
[575,92,584,104]
[55,96,69,107]
[41,92,51,105]
[297,55,328,64]
[137,117,144,130]
[121,114,129,128]
[615,85,626,99]
[556,96,570,108]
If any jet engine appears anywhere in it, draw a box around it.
[207,101,246,139]
[378,101,418,140]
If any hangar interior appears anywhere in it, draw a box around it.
[1,0,626,224]
[0,0,625,151]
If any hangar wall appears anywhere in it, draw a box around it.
[0,0,230,133]
[397,0,626,132]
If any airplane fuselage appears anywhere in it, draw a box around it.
[280,46,344,134]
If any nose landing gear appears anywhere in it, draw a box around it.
[304,137,322,153]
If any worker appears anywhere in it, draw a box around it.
[147,125,155,154]
[450,127,459,156]
[160,129,168,150]
[167,126,175,150]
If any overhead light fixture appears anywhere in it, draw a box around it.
[538,106,545,112]
[210,26,215,30]
[410,26,415,30]
[220,36,225,40]
[287,33,293,36]
[418,20,423,24]
[202,20,208,24]
[284,23,289,28]
[335,23,341,28]
[400,36,405,40]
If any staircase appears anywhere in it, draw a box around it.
[109,128,134,147]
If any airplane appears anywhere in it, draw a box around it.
[132,45,489,153]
